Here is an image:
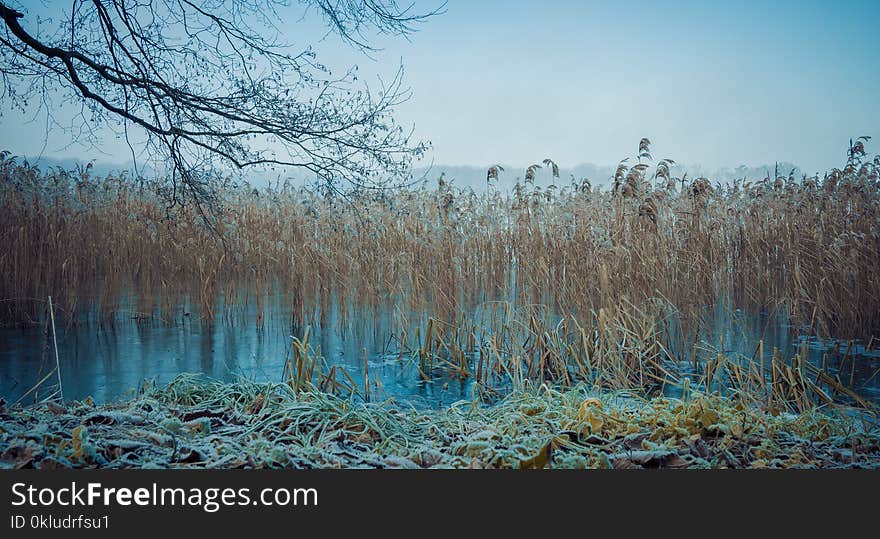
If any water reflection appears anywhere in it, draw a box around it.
[1,297,878,407]
[661,304,880,402]
[0,301,476,407]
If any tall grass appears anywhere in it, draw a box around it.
[2,141,877,340]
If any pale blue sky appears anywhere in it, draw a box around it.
[1,0,878,173]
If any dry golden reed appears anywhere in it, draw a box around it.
[1,139,878,346]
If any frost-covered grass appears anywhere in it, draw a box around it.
[2,375,878,469]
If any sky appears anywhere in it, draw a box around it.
[1,0,878,175]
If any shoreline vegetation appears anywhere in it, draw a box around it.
[1,375,878,469]
[1,138,879,468]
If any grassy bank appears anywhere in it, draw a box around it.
[2,375,878,469]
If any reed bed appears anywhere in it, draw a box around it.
[1,374,878,469]
[2,142,878,339]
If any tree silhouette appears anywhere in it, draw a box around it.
[0,0,443,208]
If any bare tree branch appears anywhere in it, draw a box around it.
[0,0,443,209]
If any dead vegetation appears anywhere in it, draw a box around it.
[1,375,877,469]
[2,140,878,339]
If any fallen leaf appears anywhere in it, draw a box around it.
[519,442,552,469]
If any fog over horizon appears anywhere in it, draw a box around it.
[15,153,813,193]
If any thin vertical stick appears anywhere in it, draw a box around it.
[850,349,857,388]
[48,295,63,401]
[362,348,370,402]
